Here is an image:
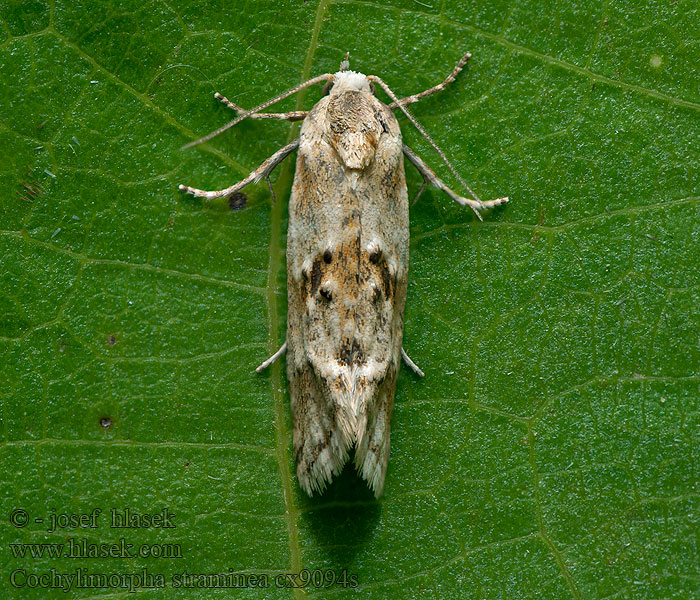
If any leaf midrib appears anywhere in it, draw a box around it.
[266,0,333,595]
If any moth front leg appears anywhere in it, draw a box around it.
[178,138,300,200]
[215,93,308,121]
[389,52,471,109]
[402,144,508,220]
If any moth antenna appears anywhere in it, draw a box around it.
[182,73,334,150]
[368,74,480,203]
[340,52,350,72]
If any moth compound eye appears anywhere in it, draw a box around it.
[319,284,333,301]
[369,81,376,96]
[322,80,335,96]
[323,249,333,264]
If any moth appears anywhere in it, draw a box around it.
[179,53,508,497]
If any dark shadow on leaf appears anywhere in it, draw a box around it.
[298,460,382,565]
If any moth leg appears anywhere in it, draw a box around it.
[388,52,471,109]
[255,341,287,373]
[178,138,300,200]
[215,93,308,121]
[266,175,277,203]
[402,144,508,221]
[401,348,425,378]
[411,181,427,206]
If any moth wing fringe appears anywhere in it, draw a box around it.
[298,368,393,497]
[342,367,390,496]
[298,424,354,496]
[353,395,391,498]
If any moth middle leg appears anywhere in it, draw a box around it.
[256,341,287,373]
[178,138,300,200]
[402,144,508,220]
[401,348,424,377]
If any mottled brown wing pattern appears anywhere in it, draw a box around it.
[286,89,408,497]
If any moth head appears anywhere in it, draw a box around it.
[323,52,350,95]
[324,71,372,96]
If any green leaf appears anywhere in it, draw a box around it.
[1,1,697,598]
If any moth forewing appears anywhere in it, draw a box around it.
[178,54,508,498]
[286,73,408,497]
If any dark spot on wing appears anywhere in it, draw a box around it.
[380,262,392,298]
[338,340,352,366]
[310,258,322,296]
[319,285,332,301]
[338,338,365,366]
[377,112,390,133]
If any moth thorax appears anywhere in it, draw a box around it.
[326,91,381,170]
